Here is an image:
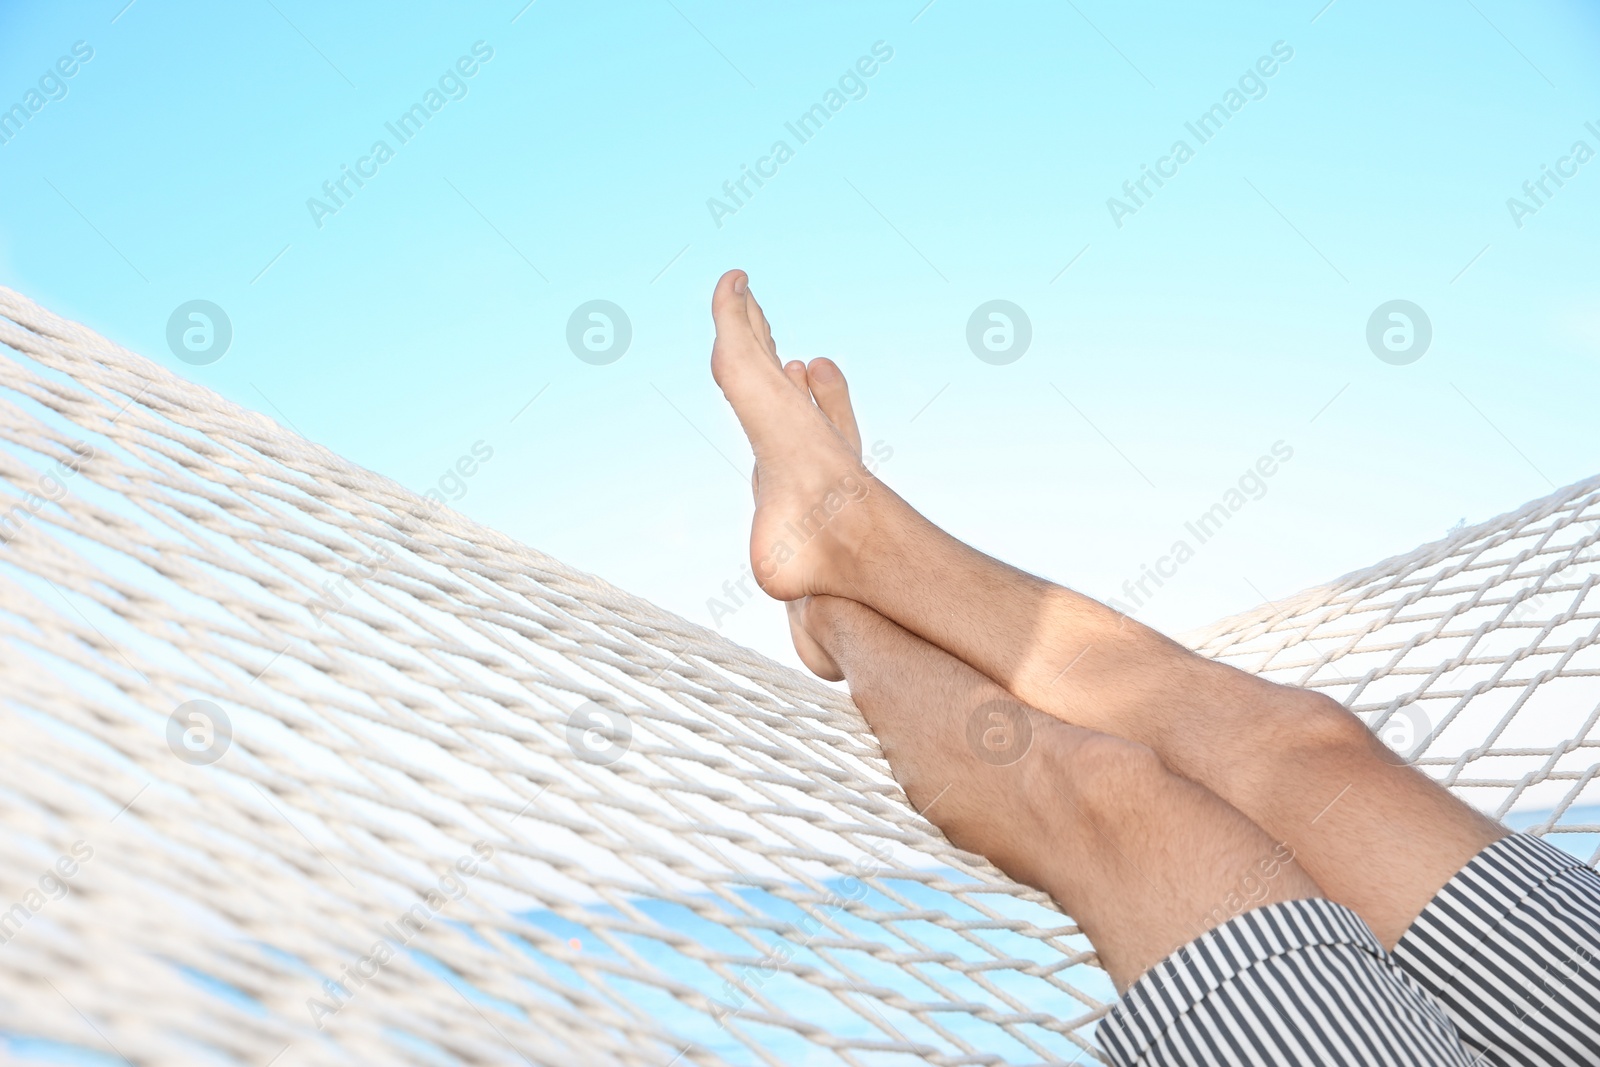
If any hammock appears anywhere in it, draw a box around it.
[0,285,1595,1066]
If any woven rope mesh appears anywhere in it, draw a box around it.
[1188,483,1600,860]
[0,284,1595,1065]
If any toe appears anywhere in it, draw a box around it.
[806,358,862,454]
[783,360,808,391]
[711,270,778,371]
[746,288,779,358]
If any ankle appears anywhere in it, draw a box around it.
[827,479,894,591]
[797,595,867,663]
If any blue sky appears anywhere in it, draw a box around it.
[2,0,1597,670]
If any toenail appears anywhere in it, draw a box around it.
[811,360,840,383]
[733,275,748,294]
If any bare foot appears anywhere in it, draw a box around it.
[775,357,865,680]
[710,271,877,611]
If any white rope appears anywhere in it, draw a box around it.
[0,285,1595,1065]
[1185,474,1600,844]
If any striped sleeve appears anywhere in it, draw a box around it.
[1098,897,1472,1067]
[1390,832,1600,1067]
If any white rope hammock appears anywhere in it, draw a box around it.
[0,285,1595,1066]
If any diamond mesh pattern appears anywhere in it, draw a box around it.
[1,285,1594,1065]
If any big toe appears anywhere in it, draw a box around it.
[710,271,785,398]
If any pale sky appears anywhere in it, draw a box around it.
[3,0,1596,672]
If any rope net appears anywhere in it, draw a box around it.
[0,285,1594,1066]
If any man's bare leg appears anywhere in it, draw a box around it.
[708,270,1501,946]
[799,593,1321,991]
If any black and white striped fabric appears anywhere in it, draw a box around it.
[1392,833,1600,1067]
[1098,898,1473,1066]
[1097,834,1600,1067]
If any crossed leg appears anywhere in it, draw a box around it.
[795,592,1491,1065]
[706,268,1503,955]
[733,296,1321,985]
[798,591,1320,990]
